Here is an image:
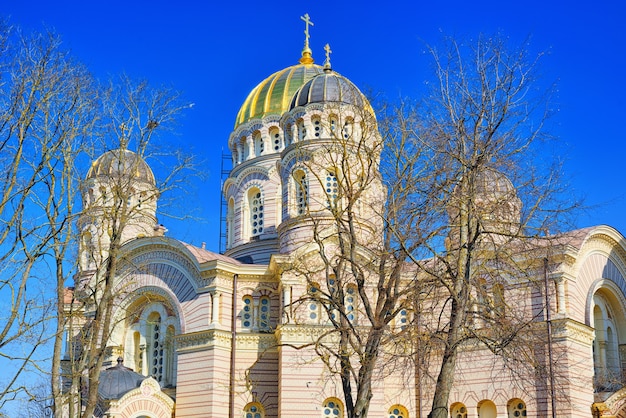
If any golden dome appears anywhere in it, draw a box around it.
[234,62,324,129]
[86,149,155,185]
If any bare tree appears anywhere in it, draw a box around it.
[277,89,431,417]
[279,35,572,418]
[57,77,193,418]
[408,35,575,418]
[0,20,98,411]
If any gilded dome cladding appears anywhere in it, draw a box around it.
[86,149,156,185]
[289,71,369,110]
[235,63,324,128]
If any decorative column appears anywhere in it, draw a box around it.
[237,142,244,164]
[282,286,291,324]
[556,278,566,315]
[246,135,255,159]
[211,291,221,325]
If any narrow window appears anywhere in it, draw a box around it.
[242,296,253,329]
[249,188,264,238]
[342,118,353,139]
[254,132,263,156]
[259,296,271,331]
[345,286,356,322]
[326,170,339,209]
[313,116,321,137]
[297,119,306,141]
[329,115,338,136]
[309,283,321,324]
[294,170,308,215]
[148,313,164,382]
[271,128,281,151]
[398,308,408,330]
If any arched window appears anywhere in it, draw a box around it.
[309,282,321,324]
[593,290,623,390]
[99,186,107,204]
[329,115,338,136]
[507,399,527,417]
[297,119,306,141]
[322,398,343,418]
[148,312,164,382]
[325,170,339,209]
[397,307,408,330]
[270,127,281,151]
[345,285,357,322]
[312,116,322,138]
[81,231,94,269]
[450,403,468,418]
[126,188,134,207]
[259,296,271,331]
[243,402,265,418]
[254,131,264,156]
[126,303,177,386]
[388,405,408,418]
[342,118,353,139]
[293,170,308,215]
[242,295,253,329]
[248,188,264,238]
[477,399,497,418]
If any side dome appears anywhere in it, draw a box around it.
[235,63,324,129]
[289,70,369,110]
[86,148,156,185]
[98,357,146,400]
[449,168,522,231]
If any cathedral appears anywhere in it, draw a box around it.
[63,16,626,418]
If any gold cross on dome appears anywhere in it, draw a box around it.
[324,43,332,68]
[301,13,314,47]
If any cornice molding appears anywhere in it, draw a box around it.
[175,329,278,352]
[551,318,595,345]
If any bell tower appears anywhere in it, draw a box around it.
[77,147,159,281]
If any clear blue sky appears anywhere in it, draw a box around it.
[4,0,625,251]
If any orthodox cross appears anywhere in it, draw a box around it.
[301,13,314,48]
[324,43,332,68]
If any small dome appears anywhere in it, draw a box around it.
[474,168,517,197]
[235,63,324,129]
[98,358,146,400]
[289,71,369,110]
[87,149,155,185]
